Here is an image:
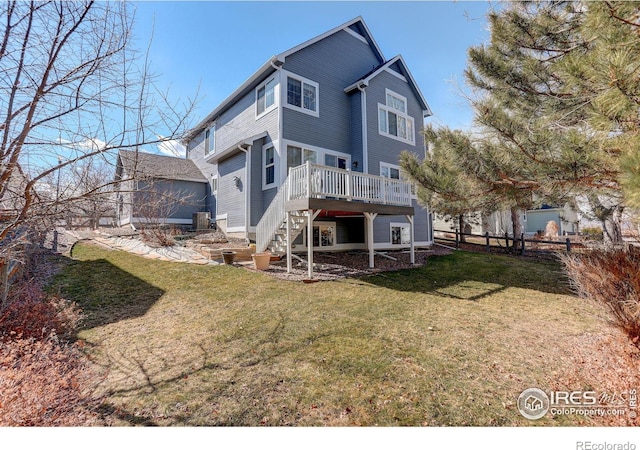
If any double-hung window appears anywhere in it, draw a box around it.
[264,146,275,188]
[287,145,316,173]
[256,77,277,118]
[285,74,318,116]
[378,89,415,144]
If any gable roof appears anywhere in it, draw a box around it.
[117,150,207,183]
[344,55,433,118]
[184,17,385,141]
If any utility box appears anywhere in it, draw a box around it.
[192,212,210,230]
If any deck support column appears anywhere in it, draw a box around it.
[364,212,378,269]
[286,211,292,273]
[306,209,321,279]
[405,214,415,264]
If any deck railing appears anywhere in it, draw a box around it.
[256,177,289,253]
[288,162,412,206]
[255,162,413,253]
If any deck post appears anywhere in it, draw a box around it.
[364,212,378,268]
[307,209,314,279]
[306,161,312,198]
[406,214,415,264]
[286,211,292,273]
[305,209,322,279]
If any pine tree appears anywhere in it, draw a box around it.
[402,1,640,244]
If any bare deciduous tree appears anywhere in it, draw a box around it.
[0,1,197,260]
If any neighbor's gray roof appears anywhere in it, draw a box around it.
[118,150,207,183]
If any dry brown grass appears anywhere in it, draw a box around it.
[49,243,640,426]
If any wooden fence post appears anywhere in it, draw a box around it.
[521,233,525,256]
[566,237,571,253]
[485,231,490,253]
[504,232,509,253]
[455,230,459,249]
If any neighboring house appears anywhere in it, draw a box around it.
[0,165,29,221]
[115,150,208,228]
[183,17,434,272]
[433,204,580,236]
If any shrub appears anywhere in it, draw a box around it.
[561,248,640,344]
[0,282,99,426]
[140,226,176,247]
[0,283,82,341]
[0,336,100,426]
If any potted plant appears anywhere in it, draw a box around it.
[252,252,271,270]
[222,250,236,265]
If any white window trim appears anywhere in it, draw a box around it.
[303,221,337,248]
[262,144,276,190]
[281,140,350,182]
[211,174,218,195]
[205,124,216,155]
[378,88,415,145]
[380,161,417,199]
[283,70,320,118]
[255,75,278,120]
[380,161,401,180]
[390,222,411,246]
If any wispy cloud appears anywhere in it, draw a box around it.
[157,136,186,158]
[58,138,107,152]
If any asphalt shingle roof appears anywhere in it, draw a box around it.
[118,150,207,183]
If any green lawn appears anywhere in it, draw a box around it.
[51,243,612,426]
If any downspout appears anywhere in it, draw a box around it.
[270,58,284,183]
[357,82,369,174]
[238,144,251,241]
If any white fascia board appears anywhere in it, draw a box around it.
[394,55,433,118]
[344,55,432,118]
[205,132,268,163]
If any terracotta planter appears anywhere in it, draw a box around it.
[252,252,271,270]
[222,251,236,265]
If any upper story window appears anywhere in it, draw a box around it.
[256,77,277,118]
[378,89,415,145]
[285,73,319,117]
[205,125,215,155]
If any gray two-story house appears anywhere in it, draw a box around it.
[183,16,433,273]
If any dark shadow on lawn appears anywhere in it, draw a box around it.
[361,251,572,300]
[49,256,165,330]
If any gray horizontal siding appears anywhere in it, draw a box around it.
[373,201,430,244]
[218,152,246,228]
[282,29,381,153]
[217,84,279,153]
[365,70,425,174]
[133,179,207,220]
[248,136,278,227]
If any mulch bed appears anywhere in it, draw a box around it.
[242,247,452,281]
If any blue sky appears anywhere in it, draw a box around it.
[132,1,493,154]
